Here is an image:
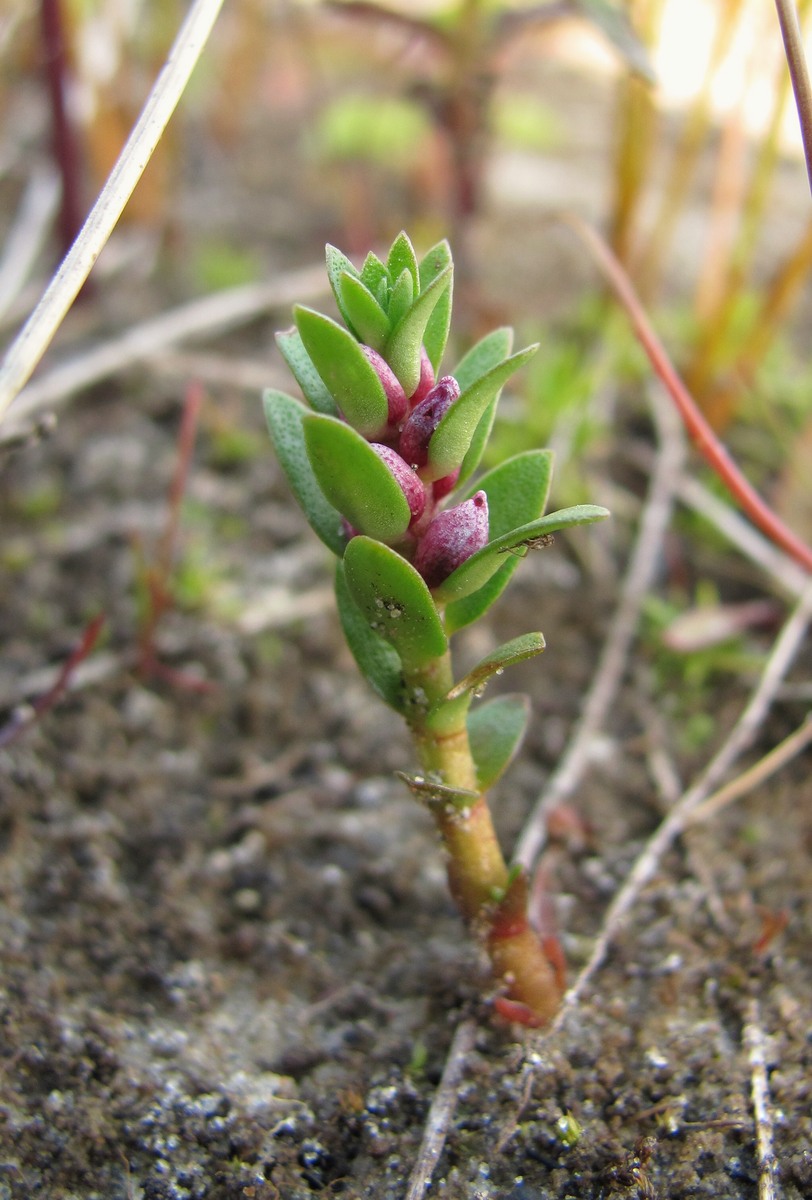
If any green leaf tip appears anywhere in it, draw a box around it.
[447,632,545,701]
[385,263,453,396]
[294,305,389,437]
[387,231,419,293]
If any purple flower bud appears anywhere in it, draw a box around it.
[370,443,426,526]
[360,345,407,427]
[398,376,460,469]
[409,347,435,407]
[414,490,489,589]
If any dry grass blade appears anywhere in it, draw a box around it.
[515,383,685,870]
[0,265,327,445]
[687,714,812,827]
[744,999,780,1200]
[676,473,809,600]
[404,1019,478,1200]
[0,0,226,426]
[0,167,60,324]
[550,577,812,1025]
[775,0,812,197]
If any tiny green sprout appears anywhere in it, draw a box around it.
[262,232,609,1025]
[407,1039,429,1078]
[556,1112,583,1147]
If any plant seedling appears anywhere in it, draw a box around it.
[263,232,609,1025]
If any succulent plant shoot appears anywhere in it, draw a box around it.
[263,232,609,1025]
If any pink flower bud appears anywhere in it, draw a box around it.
[409,347,436,407]
[413,491,489,589]
[398,376,460,469]
[370,444,426,526]
[360,346,407,427]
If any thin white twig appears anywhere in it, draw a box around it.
[515,384,685,870]
[686,713,812,827]
[744,999,780,1200]
[404,1019,478,1200]
[146,349,291,392]
[677,472,808,600]
[0,265,327,444]
[0,0,226,426]
[0,167,60,323]
[552,577,812,1023]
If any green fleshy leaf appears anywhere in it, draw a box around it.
[423,633,542,741]
[433,504,610,605]
[425,343,538,480]
[452,327,514,392]
[476,450,555,530]
[447,633,545,700]
[343,536,448,669]
[445,450,555,632]
[294,306,389,437]
[452,330,515,484]
[387,231,419,293]
[457,396,498,488]
[388,268,415,330]
[275,329,338,416]
[335,560,406,712]
[303,413,411,542]
[467,694,531,791]
[338,272,391,351]
[419,240,454,373]
[326,243,361,331]
[385,265,453,396]
[361,251,390,296]
[444,552,512,636]
[262,391,345,554]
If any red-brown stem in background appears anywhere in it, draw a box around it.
[562,212,812,575]
[0,613,106,748]
[136,380,213,691]
[40,0,85,259]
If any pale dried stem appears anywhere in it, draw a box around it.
[676,473,809,599]
[0,167,60,323]
[0,0,226,426]
[404,1019,478,1200]
[515,383,685,871]
[686,714,812,827]
[775,0,812,197]
[0,266,327,445]
[743,999,780,1200]
[550,577,812,1026]
[626,443,808,595]
[146,350,290,393]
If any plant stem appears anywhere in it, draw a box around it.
[405,647,563,1025]
[40,0,85,259]
[775,0,812,197]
